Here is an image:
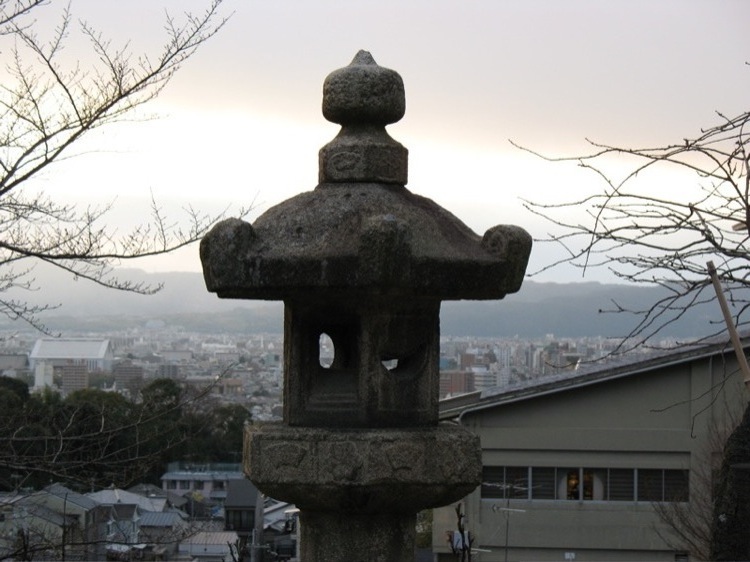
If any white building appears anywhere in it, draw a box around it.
[29,338,113,372]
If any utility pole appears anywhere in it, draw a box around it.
[708,260,750,388]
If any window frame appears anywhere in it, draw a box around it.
[482,465,688,503]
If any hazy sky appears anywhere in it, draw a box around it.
[29,0,750,281]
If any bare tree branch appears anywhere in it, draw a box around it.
[0,0,248,329]
[518,66,750,354]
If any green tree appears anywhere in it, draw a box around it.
[0,375,29,402]
[140,377,184,415]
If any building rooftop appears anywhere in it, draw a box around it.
[43,483,99,510]
[30,338,111,360]
[161,470,245,481]
[440,334,746,420]
[140,511,184,527]
[87,488,165,512]
[181,531,238,546]
[224,479,258,509]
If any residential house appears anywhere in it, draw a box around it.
[139,511,188,559]
[87,487,162,558]
[88,487,168,514]
[127,483,189,513]
[161,463,245,514]
[106,504,140,546]
[434,339,748,561]
[178,530,238,562]
[224,479,259,556]
[0,484,108,561]
[0,498,68,560]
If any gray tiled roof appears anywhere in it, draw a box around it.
[140,511,184,527]
[87,488,165,512]
[43,483,99,510]
[224,479,258,508]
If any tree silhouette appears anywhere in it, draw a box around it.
[520,67,750,353]
[0,0,245,332]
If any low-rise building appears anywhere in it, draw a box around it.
[161,463,245,509]
[178,530,238,562]
[435,338,747,561]
[0,484,108,561]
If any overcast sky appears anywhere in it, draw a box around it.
[30,0,750,281]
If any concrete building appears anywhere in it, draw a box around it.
[57,364,88,394]
[0,354,27,378]
[113,360,144,396]
[33,362,53,390]
[160,463,245,508]
[440,370,475,398]
[434,338,748,561]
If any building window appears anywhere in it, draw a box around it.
[608,468,635,501]
[179,480,191,490]
[481,467,528,499]
[531,467,555,499]
[483,466,688,503]
[561,468,579,500]
[166,480,177,490]
[481,466,505,499]
[664,470,689,502]
[638,469,689,502]
[582,468,607,500]
[637,469,663,502]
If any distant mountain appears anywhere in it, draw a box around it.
[441,281,717,339]
[2,265,723,338]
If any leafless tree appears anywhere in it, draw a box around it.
[651,402,741,561]
[0,0,244,332]
[518,67,750,353]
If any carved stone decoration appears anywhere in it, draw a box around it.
[200,51,532,561]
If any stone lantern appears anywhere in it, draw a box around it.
[200,51,532,562]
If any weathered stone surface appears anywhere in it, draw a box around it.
[320,50,407,184]
[322,51,405,126]
[244,423,482,512]
[200,50,532,301]
[300,512,416,562]
[282,295,439,428]
[200,183,532,300]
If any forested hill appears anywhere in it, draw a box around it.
[8,267,721,338]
